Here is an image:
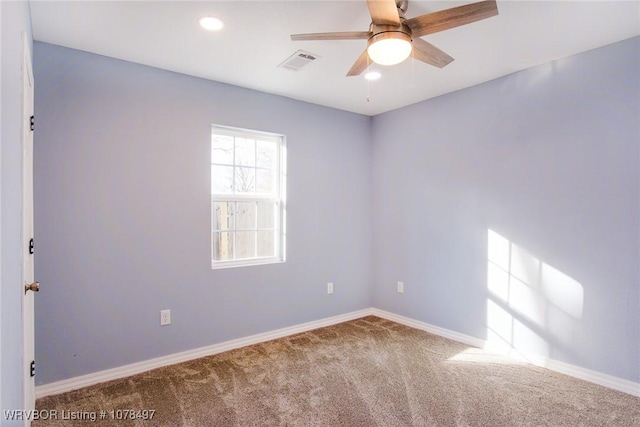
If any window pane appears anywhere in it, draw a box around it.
[257,201,276,229]
[256,168,274,194]
[257,140,276,169]
[257,230,275,257]
[212,202,234,231]
[212,135,234,164]
[235,167,256,193]
[236,202,256,230]
[235,231,255,259]
[235,137,255,167]
[212,165,233,194]
[213,232,233,261]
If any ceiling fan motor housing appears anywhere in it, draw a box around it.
[368,23,413,45]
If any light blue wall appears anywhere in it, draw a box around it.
[371,37,639,382]
[33,43,372,385]
[33,37,639,387]
[1,1,32,421]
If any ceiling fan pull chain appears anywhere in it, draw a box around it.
[366,55,371,102]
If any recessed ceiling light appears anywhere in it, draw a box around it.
[199,16,224,31]
[364,71,381,81]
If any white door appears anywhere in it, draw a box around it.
[22,33,37,415]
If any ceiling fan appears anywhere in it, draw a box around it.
[291,0,498,76]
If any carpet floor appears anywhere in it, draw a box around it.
[34,316,640,426]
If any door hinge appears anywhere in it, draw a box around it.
[29,238,35,255]
[30,360,35,377]
[30,115,35,132]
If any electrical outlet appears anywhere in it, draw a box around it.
[160,309,171,326]
[327,282,334,294]
[397,281,404,294]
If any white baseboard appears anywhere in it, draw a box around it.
[542,358,640,397]
[35,308,374,398]
[37,307,639,399]
[370,308,487,348]
[371,308,640,397]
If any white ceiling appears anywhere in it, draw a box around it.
[30,1,640,116]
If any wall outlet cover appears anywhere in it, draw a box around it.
[160,309,171,326]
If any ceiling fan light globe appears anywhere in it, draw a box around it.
[367,36,412,66]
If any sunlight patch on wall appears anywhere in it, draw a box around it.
[485,229,584,359]
[487,299,513,346]
[541,263,583,319]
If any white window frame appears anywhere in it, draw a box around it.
[210,125,286,269]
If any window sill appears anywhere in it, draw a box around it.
[211,257,285,270]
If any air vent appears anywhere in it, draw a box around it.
[278,50,320,71]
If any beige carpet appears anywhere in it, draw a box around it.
[35,316,639,426]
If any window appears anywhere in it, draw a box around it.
[211,125,286,268]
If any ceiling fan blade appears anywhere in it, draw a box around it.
[406,0,498,38]
[291,31,370,41]
[346,49,371,76]
[411,38,454,68]
[367,0,401,26]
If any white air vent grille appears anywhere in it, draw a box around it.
[278,50,320,71]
